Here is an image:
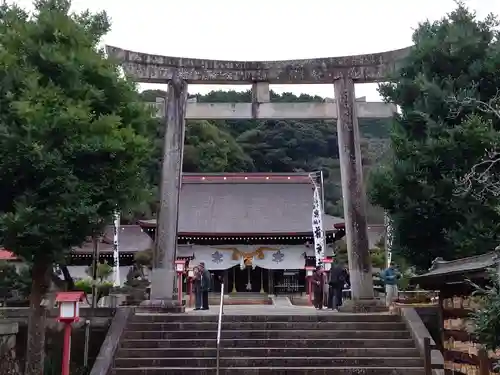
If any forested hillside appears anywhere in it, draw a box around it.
[140,89,391,224]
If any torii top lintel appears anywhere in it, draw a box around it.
[105,45,411,85]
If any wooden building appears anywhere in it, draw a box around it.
[139,173,346,295]
[411,251,500,297]
[1,225,152,286]
[410,251,500,374]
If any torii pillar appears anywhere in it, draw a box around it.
[335,76,380,311]
[141,75,188,312]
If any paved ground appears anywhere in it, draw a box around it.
[135,296,390,316]
[185,304,315,315]
[181,305,389,316]
[135,304,389,316]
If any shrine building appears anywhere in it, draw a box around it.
[139,173,346,295]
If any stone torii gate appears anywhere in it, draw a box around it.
[106,45,411,311]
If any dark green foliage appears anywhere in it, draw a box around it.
[140,89,390,223]
[185,120,254,173]
[369,4,500,270]
[470,270,500,352]
[0,0,152,262]
[117,264,150,305]
[0,262,31,301]
[0,1,153,373]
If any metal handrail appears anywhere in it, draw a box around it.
[216,283,224,375]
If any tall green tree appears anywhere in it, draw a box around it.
[184,120,254,172]
[0,1,152,373]
[369,4,500,270]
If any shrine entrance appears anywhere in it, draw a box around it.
[228,266,269,293]
[109,44,405,302]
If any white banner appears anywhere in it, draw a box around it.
[312,185,325,266]
[112,211,120,287]
[385,212,393,267]
[189,245,307,270]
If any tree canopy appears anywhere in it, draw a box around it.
[0,0,152,373]
[369,4,500,270]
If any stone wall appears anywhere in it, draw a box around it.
[0,322,19,375]
[414,306,444,351]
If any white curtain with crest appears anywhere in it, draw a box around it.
[251,246,306,270]
[190,246,240,270]
[189,245,306,270]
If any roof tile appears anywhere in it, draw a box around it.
[142,173,344,234]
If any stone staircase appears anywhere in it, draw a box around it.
[111,313,426,375]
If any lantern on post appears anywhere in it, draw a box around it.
[305,266,316,305]
[323,258,333,272]
[305,266,315,277]
[187,267,195,307]
[174,259,186,306]
[56,291,85,375]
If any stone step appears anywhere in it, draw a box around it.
[119,338,417,349]
[114,356,423,368]
[125,321,407,331]
[117,347,420,358]
[122,329,411,340]
[111,367,426,375]
[131,314,399,323]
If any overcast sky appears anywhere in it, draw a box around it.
[14,0,500,101]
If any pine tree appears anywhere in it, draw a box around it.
[369,4,500,270]
[0,1,152,373]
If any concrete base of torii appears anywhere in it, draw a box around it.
[138,268,185,313]
[339,298,387,313]
[138,299,185,313]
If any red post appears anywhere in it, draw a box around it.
[177,273,183,306]
[61,323,72,375]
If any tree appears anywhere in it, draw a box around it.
[86,261,113,282]
[454,94,500,199]
[184,121,254,173]
[369,4,500,270]
[470,269,500,356]
[74,261,114,307]
[0,262,31,303]
[0,1,152,373]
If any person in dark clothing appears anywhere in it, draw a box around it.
[193,266,202,310]
[312,266,324,310]
[199,262,211,310]
[328,261,348,311]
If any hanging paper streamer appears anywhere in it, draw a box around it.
[245,267,252,291]
[113,211,120,287]
[311,183,325,267]
[385,212,393,268]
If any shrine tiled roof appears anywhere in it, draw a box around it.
[412,250,500,282]
[0,226,151,258]
[140,173,345,235]
[73,225,152,253]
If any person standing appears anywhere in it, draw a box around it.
[381,262,401,309]
[312,266,324,310]
[328,260,347,312]
[193,266,202,310]
[199,262,211,310]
